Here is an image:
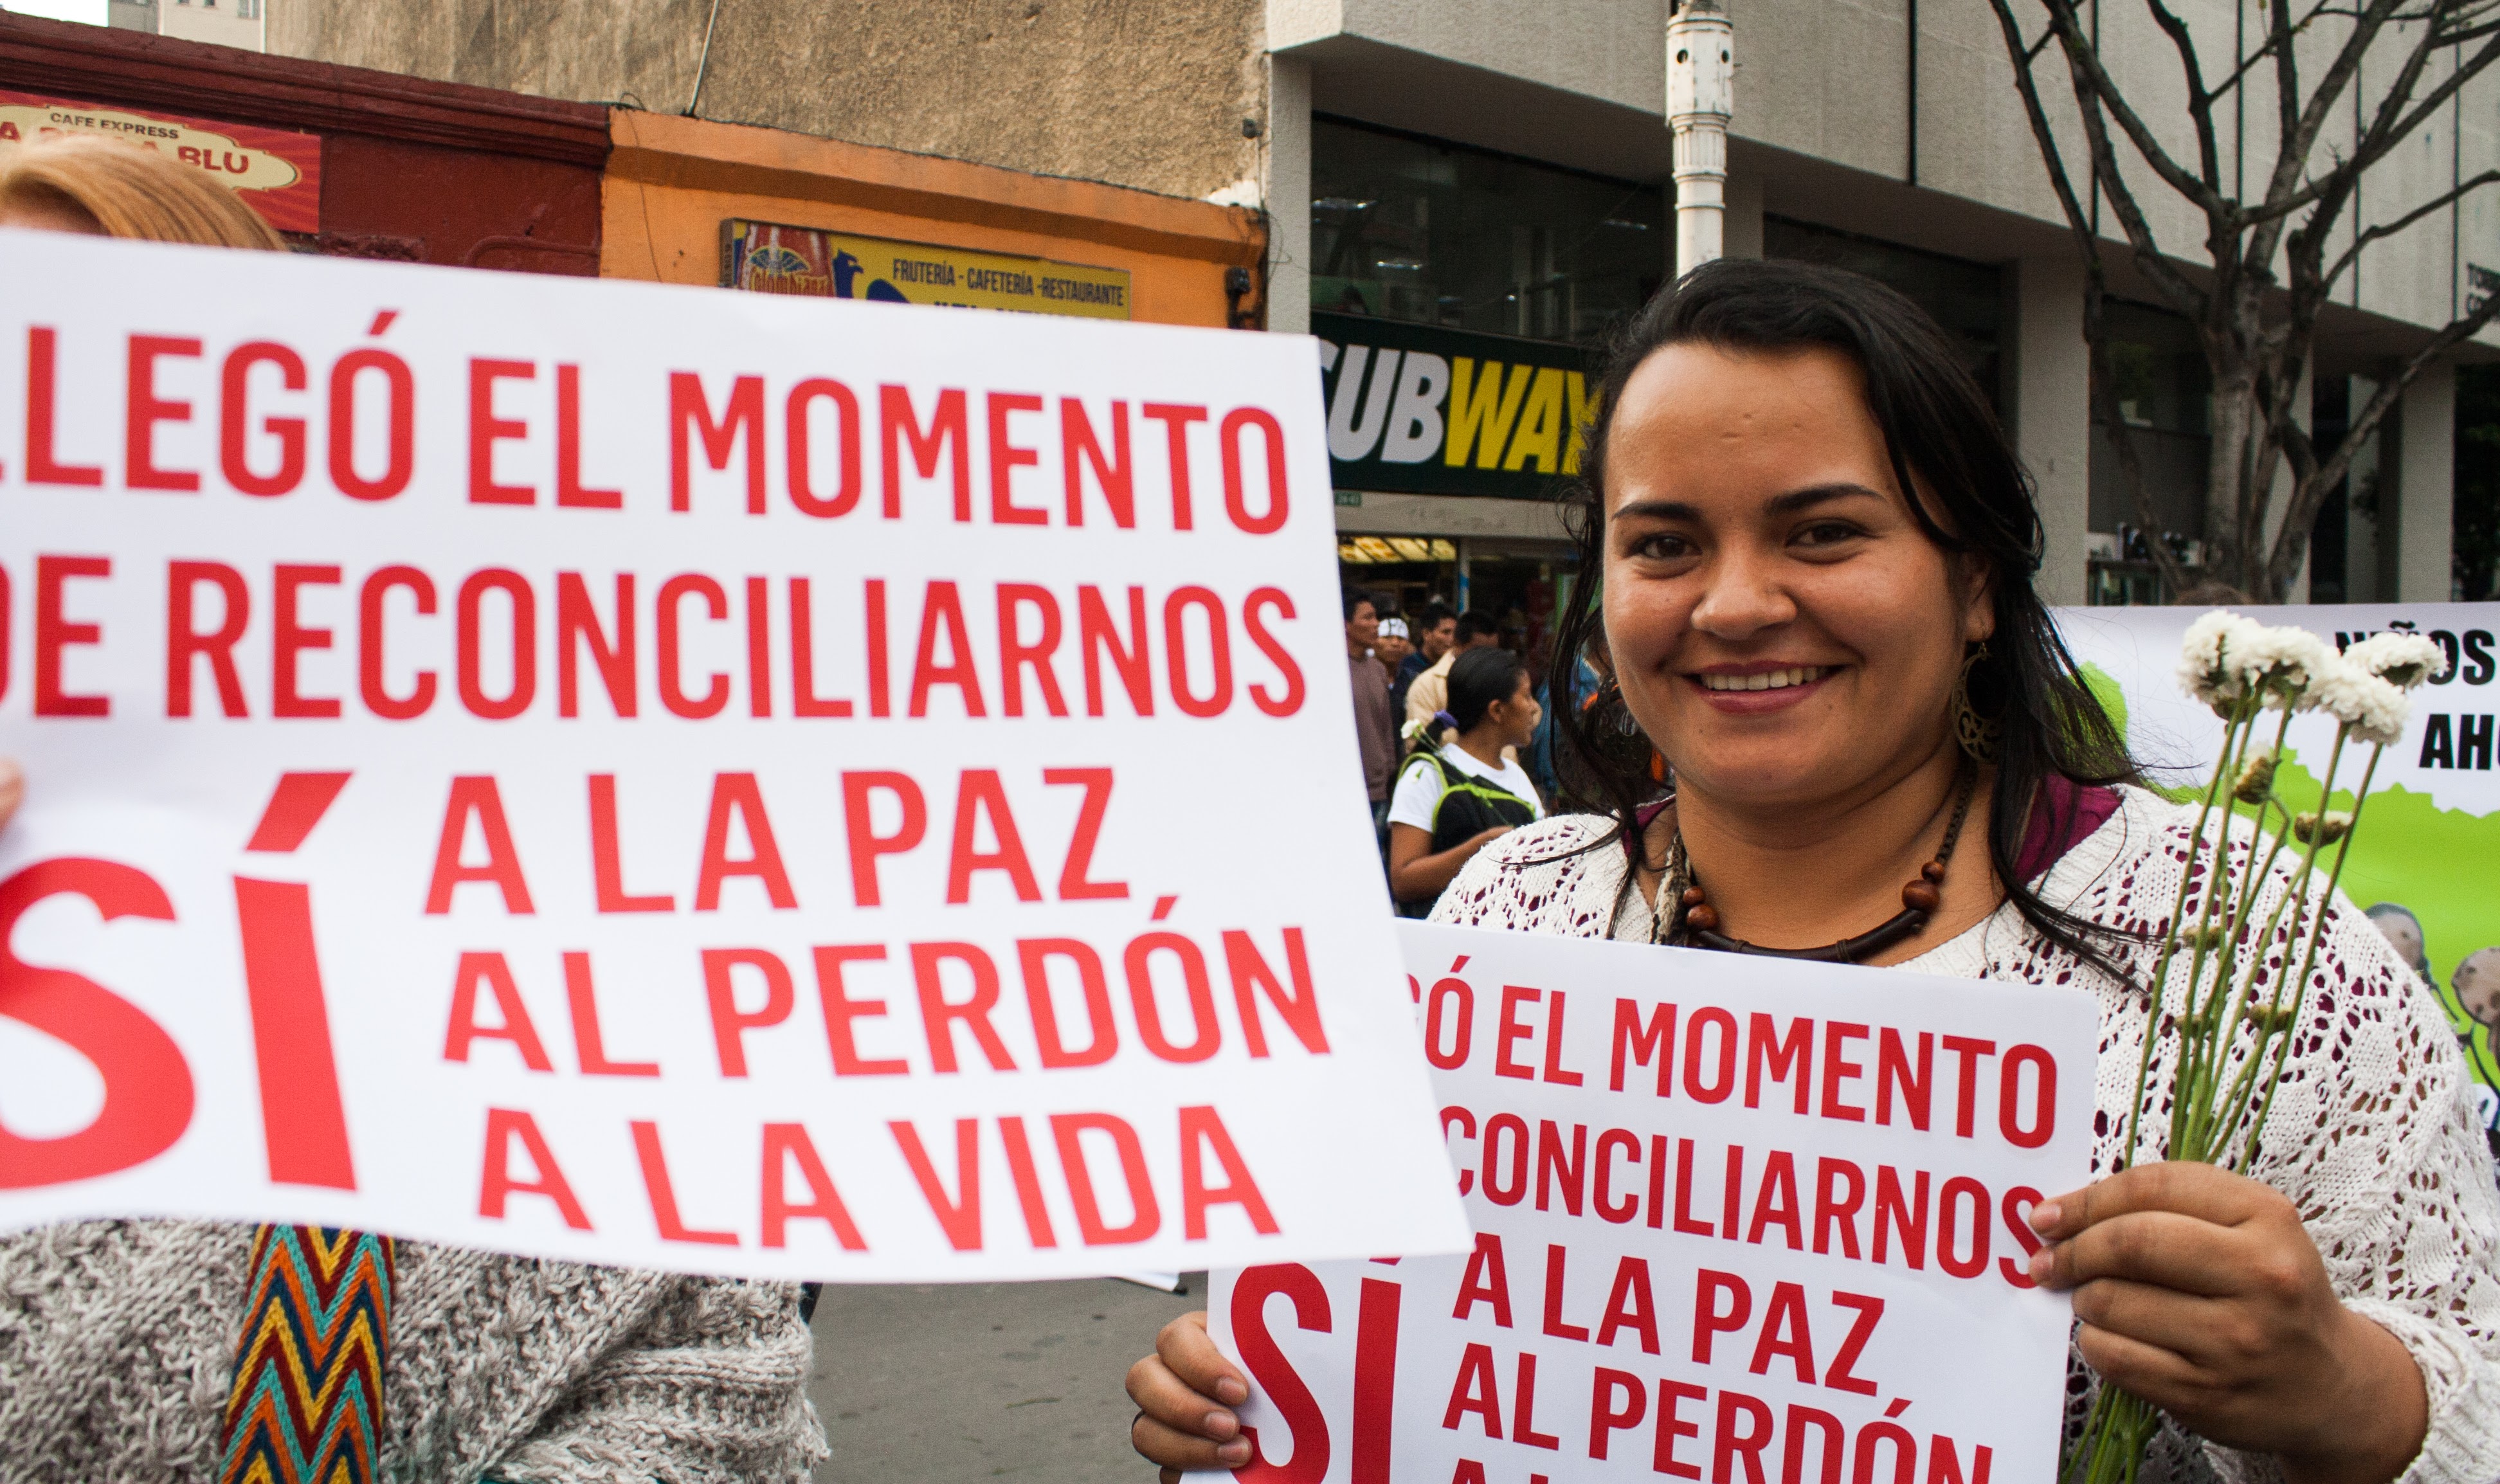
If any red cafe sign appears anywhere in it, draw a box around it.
[0,90,322,233]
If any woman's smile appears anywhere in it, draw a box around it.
[1689,662,1842,712]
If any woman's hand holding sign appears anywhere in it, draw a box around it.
[1127,1310,1247,1482]
[2027,1162,2426,1484]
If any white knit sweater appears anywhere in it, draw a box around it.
[0,1220,828,1483]
[1432,785,2500,1484]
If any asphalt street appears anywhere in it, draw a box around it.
[809,1276,1206,1483]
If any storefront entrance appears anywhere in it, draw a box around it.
[1337,532,1575,689]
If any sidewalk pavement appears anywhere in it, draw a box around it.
[809,1276,1204,1482]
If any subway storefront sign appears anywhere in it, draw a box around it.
[1314,310,1594,500]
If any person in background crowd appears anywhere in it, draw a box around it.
[1133,258,2500,1484]
[1384,647,1544,916]
[0,135,826,1484]
[1344,588,1394,830]
[1404,602,1456,694]
[2366,901,2439,991]
[1403,609,1501,734]
[1373,615,1413,693]
[2176,578,2254,606]
[1498,609,1530,656]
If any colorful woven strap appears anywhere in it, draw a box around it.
[215,1225,394,1484]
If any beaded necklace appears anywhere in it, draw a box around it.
[1658,762,1979,964]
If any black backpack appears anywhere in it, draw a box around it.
[1394,750,1538,917]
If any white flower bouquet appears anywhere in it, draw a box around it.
[2065,615,2446,1483]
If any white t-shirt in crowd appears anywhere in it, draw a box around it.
[1386,743,1545,835]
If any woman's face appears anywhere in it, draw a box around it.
[1490,671,1543,750]
[1600,343,1991,811]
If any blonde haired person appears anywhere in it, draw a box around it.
[0,138,826,1484]
[0,132,287,248]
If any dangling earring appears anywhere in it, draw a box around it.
[1952,641,2001,765]
[1593,674,1639,737]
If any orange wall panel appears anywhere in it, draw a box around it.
[602,111,1263,330]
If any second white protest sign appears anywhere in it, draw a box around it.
[1203,922,2098,1484]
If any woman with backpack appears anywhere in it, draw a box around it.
[1384,646,1544,914]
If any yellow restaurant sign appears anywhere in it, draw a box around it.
[720,219,1131,320]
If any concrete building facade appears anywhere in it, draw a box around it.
[262,0,2499,622]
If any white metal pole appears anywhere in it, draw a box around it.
[1666,0,1734,278]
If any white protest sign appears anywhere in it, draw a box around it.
[0,230,1470,1281]
[1201,922,2097,1484]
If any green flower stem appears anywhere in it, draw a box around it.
[2200,726,2351,1168]
[2217,707,2301,957]
[2120,706,2252,1170]
[2173,704,2286,1158]
[2180,707,2335,1162]
[2182,805,2317,1161]
[2232,743,2381,1174]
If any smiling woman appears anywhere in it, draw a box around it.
[1561,261,2130,968]
[1127,261,2500,1484]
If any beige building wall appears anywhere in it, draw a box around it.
[270,0,1265,204]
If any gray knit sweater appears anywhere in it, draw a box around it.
[0,1220,829,1483]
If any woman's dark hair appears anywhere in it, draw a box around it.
[1548,257,2137,967]
[1449,646,1530,733]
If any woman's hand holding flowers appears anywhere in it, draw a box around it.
[2029,1162,2426,1484]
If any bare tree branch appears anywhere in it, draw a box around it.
[2273,294,2500,589]
[2206,0,2335,103]
[2353,8,2456,163]
[2324,168,2500,284]
[2355,26,2500,158]
[2034,0,2235,217]
[2065,55,2215,314]
[1989,0,2492,600]
[2142,0,2225,190]
[2242,0,2398,269]
[1983,0,2194,594]
[2238,24,2500,226]
[2186,0,2496,108]
[1984,0,2101,240]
